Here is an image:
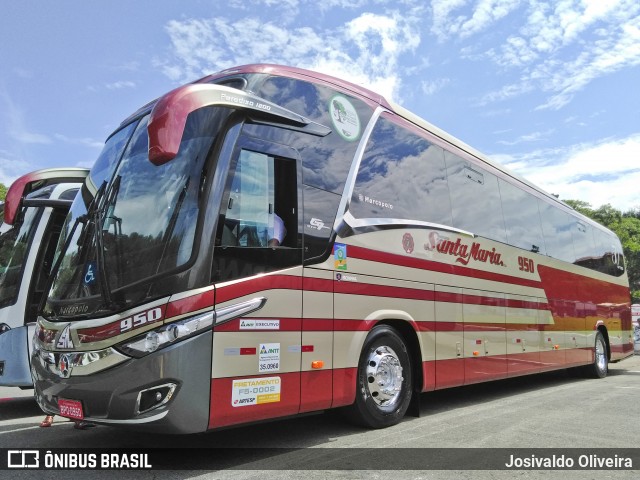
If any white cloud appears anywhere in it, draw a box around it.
[500,133,640,211]
[53,134,104,149]
[0,87,52,146]
[477,0,640,110]
[458,0,521,38]
[421,78,450,95]
[158,11,422,101]
[497,129,554,146]
[105,81,136,90]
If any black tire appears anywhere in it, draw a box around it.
[345,325,413,429]
[583,331,608,378]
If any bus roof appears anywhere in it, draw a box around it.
[3,168,89,225]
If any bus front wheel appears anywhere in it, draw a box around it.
[346,325,412,429]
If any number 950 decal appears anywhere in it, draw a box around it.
[518,256,535,273]
[120,307,163,333]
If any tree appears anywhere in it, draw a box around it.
[0,183,6,202]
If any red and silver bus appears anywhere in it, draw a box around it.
[0,168,88,387]
[31,65,632,433]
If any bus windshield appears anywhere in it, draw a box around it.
[43,107,228,319]
[0,207,42,307]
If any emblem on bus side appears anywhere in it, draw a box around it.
[403,233,414,254]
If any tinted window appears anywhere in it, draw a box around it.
[572,220,597,268]
[592,228,625,276]
[256,76,374,194]
[303,185,341,261]
[499,179,545,253]
[539,200,575,263]
[213,135,302,283]
[445,152,506,242]
[0,207,42,307]
[350,115,452,226]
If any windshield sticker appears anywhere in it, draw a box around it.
[329,95,360,141]
[258,343,280,373]
[83,262,97,286]
[334,243,348,270]
[232,376,281,407]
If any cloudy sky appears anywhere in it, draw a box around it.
[1,0,639,211]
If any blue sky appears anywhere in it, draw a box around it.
[1,0,639,211]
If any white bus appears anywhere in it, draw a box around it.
[31,65,632,432]
[0,168,87,387]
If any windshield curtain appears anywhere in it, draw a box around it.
[0,207,42,307]
[44,107,225,318]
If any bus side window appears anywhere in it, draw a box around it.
[349,113,452,227]
[445,151,507,243]
[498,178,545,254]
[220,149,295,249]
[212,143,301,283]
[539,200,576,264]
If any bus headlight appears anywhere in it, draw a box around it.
[117,311,214,358]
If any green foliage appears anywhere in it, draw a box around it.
[0,183,6,202]
[564,199,640,302]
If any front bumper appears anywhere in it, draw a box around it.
[31,330,213,434]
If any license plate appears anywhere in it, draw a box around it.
[58,398,84,420]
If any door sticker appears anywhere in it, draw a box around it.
[334,243,347,270]
[231,376,281,407]
[258,343,280,373]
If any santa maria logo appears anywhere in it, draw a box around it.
[425,231,505,267]
[329,95,360,141]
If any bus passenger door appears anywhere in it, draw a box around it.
[209,136,303,429]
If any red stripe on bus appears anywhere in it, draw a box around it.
[215,317,303,332]
[302,318,334,331]
[347,245,543,289]
[216,275,303,304]
[166,289,214,318]
[537,264,630,305]
[303,276,333,292]
[215,318,569,333]
[335,281,435,301]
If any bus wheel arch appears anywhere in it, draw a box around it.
[344,322,418,428]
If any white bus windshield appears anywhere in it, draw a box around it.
[0,207,41,307]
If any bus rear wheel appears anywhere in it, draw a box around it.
[346,325,412,429]
[583,331,608,378]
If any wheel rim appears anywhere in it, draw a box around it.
[365,345,404,408]
[595,336,607,372]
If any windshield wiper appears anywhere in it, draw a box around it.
[155,177,190,276]
[93,175,122,309]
